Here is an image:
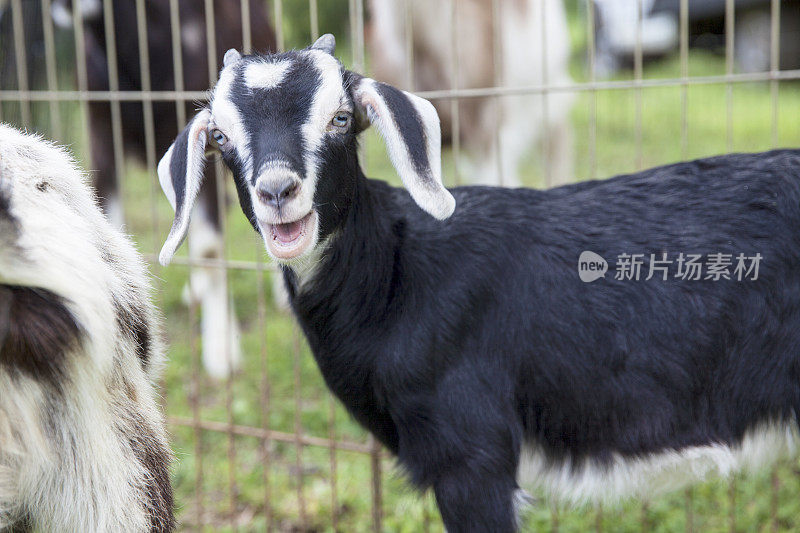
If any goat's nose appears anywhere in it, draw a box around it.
[256,178,300,208]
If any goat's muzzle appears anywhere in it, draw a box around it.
[256,176,301,210]
[253,169,318,261]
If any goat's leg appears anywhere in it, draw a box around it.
[496,94,541,188]
[434,466,522,533]
[395,380,524,532]
[544,93,575,187]
[88,101,125,227]
[183,168,242,378]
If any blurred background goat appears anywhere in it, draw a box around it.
[367,0,575,187]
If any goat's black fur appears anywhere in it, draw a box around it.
[285,149,800,532]
[113,296,152,369]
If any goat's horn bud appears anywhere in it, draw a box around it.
[223,48,241,68]
[310,34,335,55]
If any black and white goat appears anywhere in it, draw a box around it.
[158,35,800,532]
[0,124,173,532]
[52,0,277,378]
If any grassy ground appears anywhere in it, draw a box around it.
[4,4,800,531]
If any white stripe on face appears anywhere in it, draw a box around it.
[300,50,348,194]
[244,61,291,90]
[210,64,253,182]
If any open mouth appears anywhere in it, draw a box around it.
[261,211,317,260]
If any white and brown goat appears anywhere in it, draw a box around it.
[367,0,575,187]
[0,124,173,532]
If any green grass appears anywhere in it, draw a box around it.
[5,6,800,531]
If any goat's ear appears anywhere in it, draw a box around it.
[352,77,455,220]
[158,108,211,266]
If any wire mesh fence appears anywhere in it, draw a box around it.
[2,0,800,530]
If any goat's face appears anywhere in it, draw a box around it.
[208,42,357,262]
[158,34,455,267]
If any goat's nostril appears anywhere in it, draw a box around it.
[257,188,276,204]
[257,179,300,207]
[280,182,299,200]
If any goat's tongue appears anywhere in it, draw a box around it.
[273,220,304,244]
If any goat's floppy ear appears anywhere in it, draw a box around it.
[158,108,211,266]
[352,77,455,220]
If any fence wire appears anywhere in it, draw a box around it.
[1,0,800,531]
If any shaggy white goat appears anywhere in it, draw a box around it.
[0,124,174,532]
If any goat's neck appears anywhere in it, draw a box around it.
[288,174,399,323]
[285,175,403,449]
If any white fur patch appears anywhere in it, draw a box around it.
[299,50,349,201]
[517,421,798,505]
[211,64,253,182]
[50,1,74,28]
[181,21,204,53]
[51,0,101,26]
[157,144,177,208]
[79,0,101,18]
[244,60,291,90]
[186,203,242,379]
[283,231,334,291]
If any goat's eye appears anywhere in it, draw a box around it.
[330,112,351,131]
[210,128,228,147]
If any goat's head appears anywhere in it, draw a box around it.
[158,34,455,266]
